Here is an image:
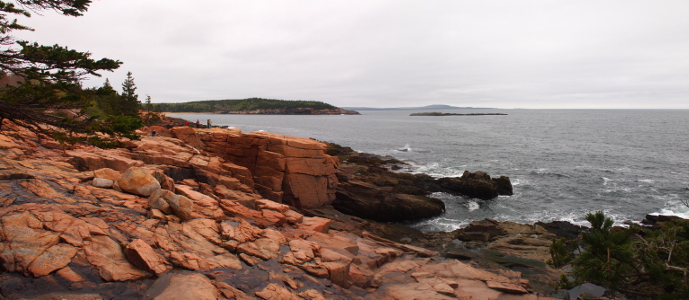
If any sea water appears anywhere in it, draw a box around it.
[169,109,689,232]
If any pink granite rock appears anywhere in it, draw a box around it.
[117,167,161,197]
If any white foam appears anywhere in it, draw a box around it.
[465,201,480,211]
[512,178,527,186]
[601,177,612,186]
[412,217,466,232]
[653,198,689,219]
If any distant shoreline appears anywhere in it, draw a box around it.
[410,112,508,116]
[163,111,360,115]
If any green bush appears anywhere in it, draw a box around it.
[547,237,574,268]
[568,211,689,299]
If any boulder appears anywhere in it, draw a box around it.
[167,193,193,220]
[116,167,161,197]
[148,189,174,215]
[153,170,176,191]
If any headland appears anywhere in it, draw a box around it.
[157,98,360,115]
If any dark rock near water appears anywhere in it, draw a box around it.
[417,171,514,200]
[641,214,685,225]
[435,174,498,200]
[333,188,445,222]
[493,176,514,196]
[534,221,585,241]
[329,143,514,222]
[457,219,508,241]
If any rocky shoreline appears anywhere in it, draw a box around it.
[324,143,513,223]
[6,118,666,299]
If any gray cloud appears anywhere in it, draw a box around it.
[14,0,689,108]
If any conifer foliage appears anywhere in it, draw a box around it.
[120,71,139,117]
[0,0,129,143]
[556,211,689,299]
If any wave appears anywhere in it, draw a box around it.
[465,201,480,211]
[395,144,430,153]
[405,162,467,178]
[396,144,412,152]
[530,168,571,178]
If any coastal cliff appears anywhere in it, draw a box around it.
[0,120,560,299]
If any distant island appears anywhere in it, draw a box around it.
[342,104,493,111]
[410,112,508,116]
[159,98,359,115]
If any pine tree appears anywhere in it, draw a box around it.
[120,71,139,117]
[0,0,122,134]
[142,94,161,126]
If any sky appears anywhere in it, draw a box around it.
[13,0,689,109]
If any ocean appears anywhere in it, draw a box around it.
[168,109,689,232]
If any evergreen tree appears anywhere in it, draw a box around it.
[120,71,139,116]
[144,94,152,111]
[0,0,122,135]
[566,211,689,298]
[142,94,161,126]
[93,78,119,115]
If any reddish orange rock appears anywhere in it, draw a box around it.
[83,235,151,281]
[94,168,122,182]
[0,212,60,275]
[199,130,338,209]
[255,283,300,300]
[170,126,204,149]
[116,167,161,197]
[56,266,86,282]
[27,243,78,277]
[124,239,171,275]
[147,272,220,300]
[148,189,174,215]
[174,185,223,219]
[299,216,331,233]
[66,148,145,172]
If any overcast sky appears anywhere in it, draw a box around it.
[15,0,689,108]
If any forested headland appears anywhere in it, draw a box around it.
[158,98,359,115]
